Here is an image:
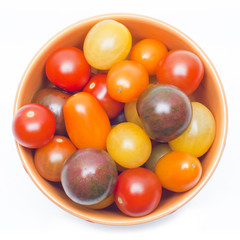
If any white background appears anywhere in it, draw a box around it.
[1,0,239,239]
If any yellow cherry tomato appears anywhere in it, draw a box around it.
[85,193,114,210]
[106,122,152,168]
[83,20,132,70]
[124,99,144,128]
[145,143,172,172]
[169,102,216,157]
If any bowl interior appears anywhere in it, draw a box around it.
[14,14,227,225]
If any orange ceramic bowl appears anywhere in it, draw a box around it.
[13,13,227,225]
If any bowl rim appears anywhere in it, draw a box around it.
[13,13,228,225]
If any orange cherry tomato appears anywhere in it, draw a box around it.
[155,151,202,192]
[107,60,149,103]
[64,92,111,149]
[130,38,168,75]
[34,136,77,182]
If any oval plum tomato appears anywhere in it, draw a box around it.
[83,20,132,70]
[169,102,216,157]
[107,60,149,103]
[12,103,56,148]
[114,168,162,217]
[32,87,71,135]
[106,122,152,168]
[34,136,77,182]
[83,73,124,119]
[64,92,111,150]
[130,38,168,75]
[156,50,204,95]
[155,151,202,192]
[45,47,91,92]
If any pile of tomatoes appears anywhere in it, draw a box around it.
[12,19,216,217]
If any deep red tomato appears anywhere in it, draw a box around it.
[114,168,162,217]
[156,50,204,95]
[83,73,124,119]
[45,47,91,92]
[12,103,56,148]
[34,136,77,182]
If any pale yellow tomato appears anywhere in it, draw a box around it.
[145,143,172,171]
[83,20,132,70]
[106,122,152,168]
[169,102,216,157]
[124,99,144,128]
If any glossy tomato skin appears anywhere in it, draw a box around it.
[155,151,202,192]
[137,85,192,142]
[130,38,168,75]
[32,87,71,135]
[124,99,144,128]
[106,122,152,168]
[34,136,77,182]
[114,168,162,217]
[45,47,91,92]
[83,20,132,70]
[83,73,124,119]
[169,102,216,157]
[12,103,56,148]
[145,143,172,172]
[61,148,118,205]
[64,92,111,150]
[156,50,204,95]
[107,60,149,103]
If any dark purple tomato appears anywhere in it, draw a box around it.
[137,84,192,142]
[32,87,71,135]
[61,148,118,205]
[110,110,126,125]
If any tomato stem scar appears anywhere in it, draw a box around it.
[117,196,123,204]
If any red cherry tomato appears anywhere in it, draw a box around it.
[83,73,124,119]
[114,168,162,217]
[45,47,91,92]
[156,50,204,95]
[34,136,77,182]
[12,103,56,148]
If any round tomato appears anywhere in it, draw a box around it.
[107,60,149,103]
[155,151,202,192]
[169,102,216,157]
[32,87,71,135]
[130,38,168,75]
[34,136,77,182]
[83,20,132,70]
[124,99,144,128]
[156,50,204,95]
[106,122,151,168]
[64,92,111,150]
[83,73,124,119]
[114,168,162,217]
[45,47,91,92]
[12,103,56,148]
[145,143,172,172]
